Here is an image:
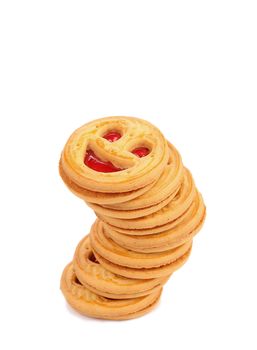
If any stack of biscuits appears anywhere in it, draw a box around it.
[59,116,206,320]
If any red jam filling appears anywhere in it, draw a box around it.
[102,131,121,142]
[132,147,150,158]
[84,150,122,173]
[84,131,149,172]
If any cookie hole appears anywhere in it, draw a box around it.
[167,156,173,165]
[102,130,122,142]
[74,276,83,286]
[131,147,150,158]
[88,252,99,264]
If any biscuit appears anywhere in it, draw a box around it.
[94,246,192,279]
[91,219,192,269]
[96,168,195,230]
[104,192,206,253]
[73,235,169,299]
[88,189,179,219]
[59,161,157,205]
[61,263,162,320]
[60,116,169,193]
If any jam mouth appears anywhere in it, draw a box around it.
[84,150,122,173]
[84,131,150,172]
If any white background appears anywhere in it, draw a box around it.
[0,1,257,349]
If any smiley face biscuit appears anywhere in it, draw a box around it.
[73,235,168,299]
[60,116,169,194]
[61,263,162,320]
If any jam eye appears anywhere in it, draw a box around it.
[102,131,121,142]
[131,147,150,158]
[84,150,122,172]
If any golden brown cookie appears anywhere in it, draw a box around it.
[61,263,162,320]
[94,246,192,279]
[60,116,169,193]
[91,220,192,269]
[73,235,169,299]
[88,189,179,219]
[104,192,206,253]
[59,161,157,205]
[97,168,196,230]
